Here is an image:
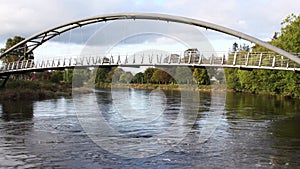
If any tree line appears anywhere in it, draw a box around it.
[71,66,211,87]
[225,13,300,98]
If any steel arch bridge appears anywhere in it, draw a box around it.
[0,13,300,86]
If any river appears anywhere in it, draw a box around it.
[0,89,299,168]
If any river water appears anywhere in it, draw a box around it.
[0,89,299,168]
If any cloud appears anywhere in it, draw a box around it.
[0,0,299,49]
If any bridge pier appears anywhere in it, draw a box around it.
[0,75,10,88]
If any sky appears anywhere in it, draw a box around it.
[0,0,300,58]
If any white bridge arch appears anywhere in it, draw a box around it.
[0,12,299,64]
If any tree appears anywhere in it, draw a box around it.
[110,68,125,83]
[1,36,33,63]
[231,42,250,52]
[144,68,157,83]
[95,67,112,83]
[151,69,172,84]
[225,13,300,98]
[273,13,300,53]
[193,68,210,85]
[132,72,144,84]
[50,70,64,83]
[232,42,238,52]
[63,69,74,83]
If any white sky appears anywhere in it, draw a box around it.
[0,0,299,58]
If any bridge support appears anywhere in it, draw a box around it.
[0,75,10,88]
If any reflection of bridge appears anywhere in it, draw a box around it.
[0,13,299,86]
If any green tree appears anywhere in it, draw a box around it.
[50,70,64,83]
[63,69,74,83]
[273,13,300,53]
[110,68,125,83]
[224,68,241,90]
[151,69,172,84]
[193,68,210,85]
[132,72,144,83]
[144,68,157,83]
[95,67,112,83]
[1,36,33,63]
[225,13,300,98]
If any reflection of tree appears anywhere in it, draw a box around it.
[225,92,300,167]
[1,100,34,121]
[226,93,297,118]
[0,101,34,138]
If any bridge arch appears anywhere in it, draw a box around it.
[1,13,299,64]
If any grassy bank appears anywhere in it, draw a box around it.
[0,80,72,101]
[95,83,227,92]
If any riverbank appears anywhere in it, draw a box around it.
[0,80,296,101]
[0,80,72,101]
[94,83,227,92]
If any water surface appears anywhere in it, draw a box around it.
[0,89,299,168]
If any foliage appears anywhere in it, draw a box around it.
[63,69,74,83]
[50,70,64,83]
[151,69,172,84]
[110,68,125,83]
[273,13,300,53]
[144,68,157,83]
[1,36,33,63]
[132,72,144,84]
[225,13,300,98]
[95,67,112,83]
[193,68,210,85]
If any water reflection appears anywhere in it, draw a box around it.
[75,88,200,158]
[226,93,298,119]
[225,92,300,167]
[0,100,35,167]
[0,91,299,168]
[1,100,34,121]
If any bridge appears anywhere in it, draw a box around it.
[0,13,299,86]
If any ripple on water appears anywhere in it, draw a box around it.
[0,91,299,168]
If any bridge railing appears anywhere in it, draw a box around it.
[1,52,300,73]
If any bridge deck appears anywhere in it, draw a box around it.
[1,52,300,74]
